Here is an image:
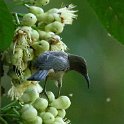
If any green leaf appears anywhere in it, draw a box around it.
[0,0,14,51]
[87,0,124,44]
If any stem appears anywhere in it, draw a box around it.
[1,106,15,112]
[0,116,8,124]
[12,12,24,17]
[14,13,20,25]
[12,108,20,117]
[1,101,17,111]
[17,13,25,17]
[1,113,19,118]
[24,4,30,8]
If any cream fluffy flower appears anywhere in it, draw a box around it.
[48,34,68,51]
[58,4,78,24]
[8,81,42,100]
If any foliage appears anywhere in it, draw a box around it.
[0,0,14,51]
[87,0,124,44]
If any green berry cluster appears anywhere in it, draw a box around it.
[19,87,71,124]
[3,0,77,123]
[6,0,77,100]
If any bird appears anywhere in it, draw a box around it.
[27,51,90,97]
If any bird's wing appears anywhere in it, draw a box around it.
[27,70,48,81]
[34,51,69,71]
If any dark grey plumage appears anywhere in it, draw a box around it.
[28,51,90,97]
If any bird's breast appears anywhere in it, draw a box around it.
[47,69,65,80]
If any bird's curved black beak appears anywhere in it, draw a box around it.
[84,74,90,88]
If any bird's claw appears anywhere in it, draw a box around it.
[40,89,49,100]
[55,91,61,99]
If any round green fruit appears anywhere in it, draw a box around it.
[31,40,49,56]
[26,5,44,16]
[20,88,39,103]
[46,91,55,103]
[33,97,48,112]
[42,112,55,123]
[21,104,37,122]
[30,116,43,124]
[31,29,39,42]
[38,30,52,40]
[47,107,58,117]
[50,96,71,109]
[57,109,66,118]
[22,13,37,26]
[47,8,59,14]
[54,116,65,124]
[45,21,64,34]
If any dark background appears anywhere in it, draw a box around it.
[2,0,124,123]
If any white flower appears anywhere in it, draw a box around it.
[58,4,78,24]
[8,81,42,100]
[48,34,68,52]
[50,40,68,52]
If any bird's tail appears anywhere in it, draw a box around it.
[27,70,48,81]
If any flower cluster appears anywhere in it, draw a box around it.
[3,0,77,123]
[20,87,71,124]
[6,1,77,99]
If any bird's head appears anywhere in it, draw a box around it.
[68,54,90,88]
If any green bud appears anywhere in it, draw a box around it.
[22,13,37,26]
[47,8,59,14]
[44,13,61,24]
[21,104,30,113]
[47,107,58,117]
[31,40,49,56]
[44,13,55,23]
[20,88,39,103]
[37,22,46,30]
[33,97,48,112]
[25,4,44,16]
[31,29,39,42]
[38,30,52,40]
[42,112,55,123]
[45,21,64,34]
[39,111,46,118]
[46,91,55,103]
[50,96,71,109]
[30,116,43,124]
[21,104,37,122]
[37,13,46,21]
[57,109,66,118]
[54,116,65,124]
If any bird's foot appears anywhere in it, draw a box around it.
[56,91,60,99]
[40,89,49,100]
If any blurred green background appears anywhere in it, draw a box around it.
[2,0,124,123]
